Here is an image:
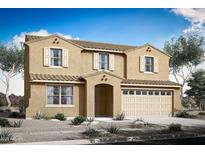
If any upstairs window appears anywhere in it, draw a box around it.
[99,53,109,70]
[145,56,154,72]
[50,48,62,66]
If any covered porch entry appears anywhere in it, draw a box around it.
[83,71,122,118]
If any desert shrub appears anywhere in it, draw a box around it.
[54,113,66,121]
[9,120,23,128]
[82,127,99,137]
[34,111,46,120]
[0,130,14,143]
[175,111,194,118]
[169,123,182,132]
[71,116,86,125]
[114,112,125,120]
[198,112,205,115]
[106,124,120,134]
[0,118,10,127]
[86,117,95,123]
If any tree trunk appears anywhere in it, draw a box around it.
[6,77,11,108]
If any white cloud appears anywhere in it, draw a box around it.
[10,29,80,49]
[172,8,205,37]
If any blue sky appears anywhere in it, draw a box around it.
[0,8,190,48]
[1,8,204,95]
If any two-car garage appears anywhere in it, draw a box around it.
[122,89,173,118]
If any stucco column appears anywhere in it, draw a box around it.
[86,82,95,117]
[113,84,122,116]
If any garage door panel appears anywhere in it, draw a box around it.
[122,90,172,118]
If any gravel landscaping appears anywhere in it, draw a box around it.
[1,117,205,144]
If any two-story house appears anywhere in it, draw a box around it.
[24,34,181,119]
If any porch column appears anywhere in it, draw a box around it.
[86,82,95,117]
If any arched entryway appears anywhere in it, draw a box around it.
[95,84,113,117]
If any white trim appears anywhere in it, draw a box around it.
[30,80,85,84]
[45,104,75,108]
[48,66,63,69]
[85,47,124,53]
[144,55,155,73]
[143,72,154,74]
[121,84,181,88]
[49,46,63,67]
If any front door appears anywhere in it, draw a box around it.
[95,84,113,117]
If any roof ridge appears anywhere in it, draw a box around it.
[70,39,137,48]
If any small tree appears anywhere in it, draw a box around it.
[0,44,24,108]
[185,70,205,110]
[164,33,205,96]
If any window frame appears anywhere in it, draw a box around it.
[99,53,109,70]
[46,85,74,107]
[144,56,154,73]
[50,47,63,67]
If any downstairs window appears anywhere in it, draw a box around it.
[47,85,73,105]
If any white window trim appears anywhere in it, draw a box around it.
[45,104,75,108]
[46,84,74,106]
[144,55,154,73]
[49,46,64,67]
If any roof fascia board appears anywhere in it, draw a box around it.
[83,48,124,53]
[25,34,84,49]
[30,80,85,84]
[125,44,171,58]
[121,83,181,88]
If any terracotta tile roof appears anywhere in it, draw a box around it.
[30,73,83,82]
[25,35,136,51]
[71,40,136,51]
[121,79,181,86]
[25,35,44,42]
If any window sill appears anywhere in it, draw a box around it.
[144,71,155,74]
[98,69,111,72]
[48,66,63,69]
[45,104,75,108]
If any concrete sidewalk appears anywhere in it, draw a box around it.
[13,139,91,145]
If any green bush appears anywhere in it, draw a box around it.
[82,127,99,137]
[71,116,86,125]
[175,111,194,118]
[54,113,66,121]
[106,124,120,134]
[0,118,10,127]
[114,112,125,120]
[19,98,25,113]
[169,123,182,132]
[0,130,14,143]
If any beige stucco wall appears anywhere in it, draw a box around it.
[26,83,85,118]
[27,36,125,78]
[125,46,170,80]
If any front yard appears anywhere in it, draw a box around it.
[1,116,205,144]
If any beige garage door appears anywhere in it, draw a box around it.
[122,89,172,118]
